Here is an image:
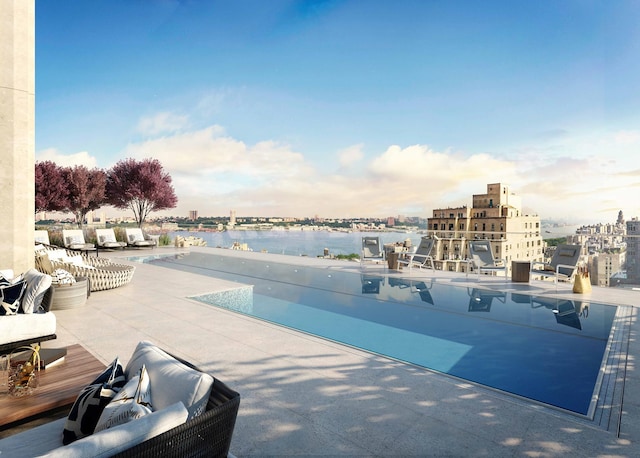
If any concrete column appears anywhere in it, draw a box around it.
[0,0,35,273]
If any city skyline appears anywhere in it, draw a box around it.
[36,1,640,222]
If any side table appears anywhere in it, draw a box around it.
[511,261,531,283]
[387,252,400,270]
[50,277,90,310]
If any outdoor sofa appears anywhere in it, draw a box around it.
[0,341,241,457]
[0,268,56,354]
[34,245,135,292]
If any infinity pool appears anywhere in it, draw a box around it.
[131,251,624,417]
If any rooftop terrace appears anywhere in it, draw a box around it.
[9,246,640,456]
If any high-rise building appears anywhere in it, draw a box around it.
[228,210,237,229]
[626,217,640,284]
[189,210,198,221]
[427,183,544,273]
[590,250,626,287]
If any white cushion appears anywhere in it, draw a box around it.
[44,402,188,458]
[47,249,69,261]
[125,341,214,419]
[0,312,56,344]
[0,417,67,457]
[22,268,52,313]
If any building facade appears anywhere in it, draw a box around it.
[626,218,640,284]
[427,183,544,273]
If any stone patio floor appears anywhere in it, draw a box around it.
[16,246,640,456]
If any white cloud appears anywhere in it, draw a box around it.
[614,130,640,145]
[338,144,364,167]
[120,125,640,222]
[35,148,98,168]
[137,111,190,136]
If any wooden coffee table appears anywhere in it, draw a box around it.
[0,344,106,428]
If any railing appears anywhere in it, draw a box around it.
[417,229,639,290]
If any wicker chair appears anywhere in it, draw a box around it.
[112,352,240,458]
[35,247,135,292]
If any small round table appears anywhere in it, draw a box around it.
[51,277,90,310]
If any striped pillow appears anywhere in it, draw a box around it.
[63,357,126,445]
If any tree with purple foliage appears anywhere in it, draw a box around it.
[35,161,69,214]
[62,165,107,227]
[106,158,178,227]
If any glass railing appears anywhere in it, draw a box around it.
[418,229,639,290]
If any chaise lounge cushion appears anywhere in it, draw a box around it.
[125,341,214,419]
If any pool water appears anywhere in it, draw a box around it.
[133,252,621,417]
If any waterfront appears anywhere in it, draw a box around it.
[169,230,420,257]
[168,225,580,259]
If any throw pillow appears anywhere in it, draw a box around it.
[94,365,153,433]
[0,280,27,316]
[63,357,126,445]
[125,341,214,419]
[21,268,52,314]
[51,269,76,285]
[36,253,55,274]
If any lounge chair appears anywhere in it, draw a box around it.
[530,244,581,283]
[125,228,156,249]
[95,228,127,250]
[35,230,51,245]
[62,229,96,253]
[466,240,507,278]
[361,236,384,267]
[397,236,435,272]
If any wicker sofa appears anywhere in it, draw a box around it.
[0,341,240,457]
[0,268,56,355]
[35,245,135,292]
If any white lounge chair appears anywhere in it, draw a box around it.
[35,230,51,245]
[466,240,507,278]
[361,236,384,267]
[62,229,96,253]
[125,228,156,249]
[95,228,127,250]
[398,236,435,272]
[530,244,581,283]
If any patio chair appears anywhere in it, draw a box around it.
[62,229,96,253]
[125,228,156,249]
[397,236,435,272]
[95,228,127,250]
[530,244,581,283]
[466,240,507,278]
[35,229,51,245]
[361,236,384,267]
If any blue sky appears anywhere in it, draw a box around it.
[36,1,640,222]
